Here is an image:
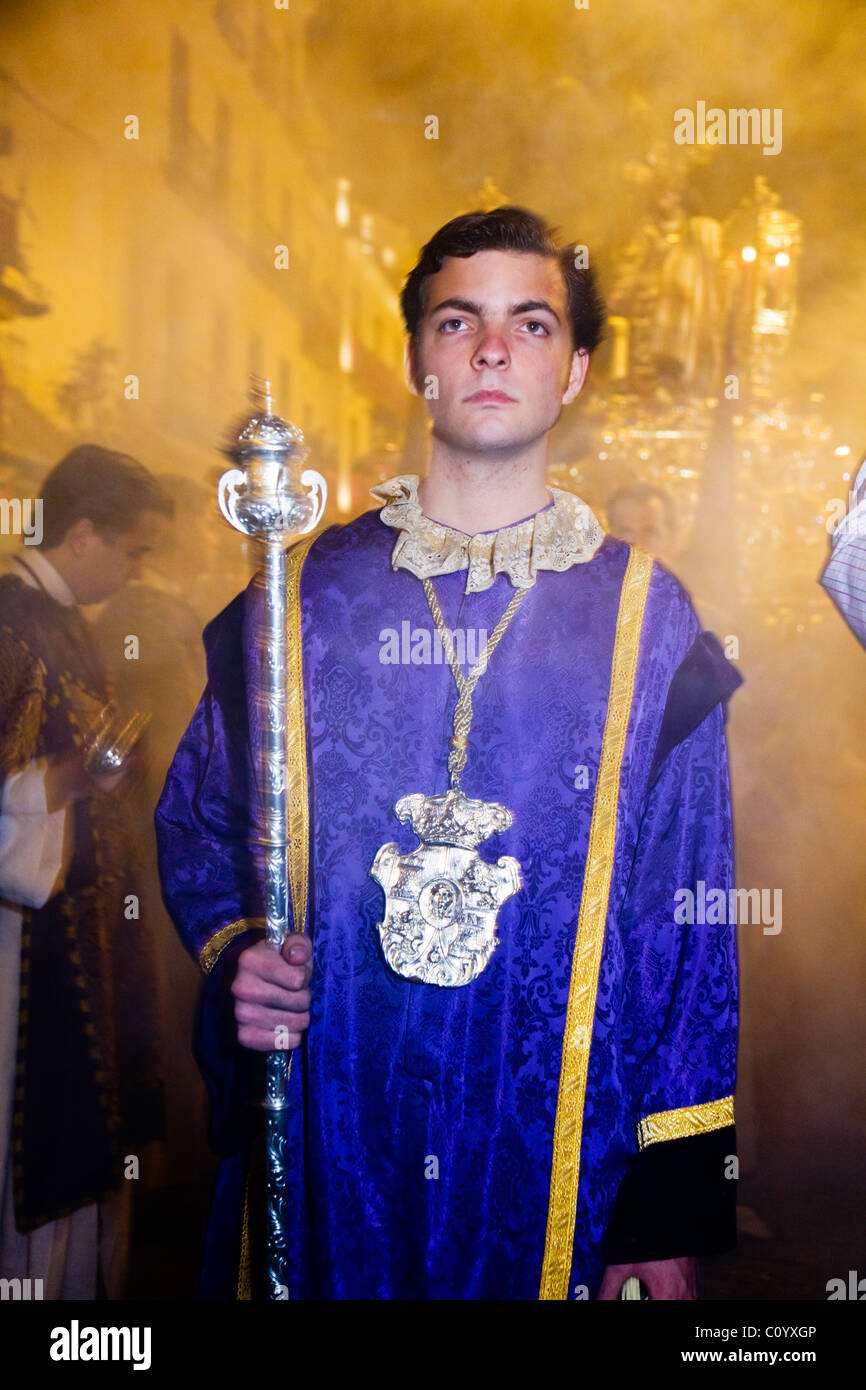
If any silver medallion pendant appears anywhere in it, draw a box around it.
[370,787,523,987]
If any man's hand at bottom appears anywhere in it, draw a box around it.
[231,933,313,1051]
[597,1256,697,1300]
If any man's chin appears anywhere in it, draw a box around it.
[431,422,541,458]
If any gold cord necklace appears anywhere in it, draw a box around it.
[370,578,528,987]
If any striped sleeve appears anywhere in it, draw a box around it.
[820,462,866,647]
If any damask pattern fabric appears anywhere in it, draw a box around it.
[156,503,739,1300]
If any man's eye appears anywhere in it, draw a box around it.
[523,320,549,336]
[438,318,466,332]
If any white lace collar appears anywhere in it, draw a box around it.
[369,474,604,593]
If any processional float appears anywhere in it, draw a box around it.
[217,379,327,1299]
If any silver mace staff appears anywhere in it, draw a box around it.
[217,377,327,1299]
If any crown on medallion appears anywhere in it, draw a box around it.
[395,787,513,851]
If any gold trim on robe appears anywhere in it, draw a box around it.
[637,1095,735,1151]
[539,545,654,1301]
[237,1173,252,1300]
[198,917,266,975]
[285,533,318,937]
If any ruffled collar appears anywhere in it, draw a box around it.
[369,474,604,593]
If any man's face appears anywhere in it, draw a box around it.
[72,509,166,604]
[409,250,588,459]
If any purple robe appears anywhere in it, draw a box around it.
[156,505,741,1299]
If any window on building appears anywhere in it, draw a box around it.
[212,302,228,388]
[253,10,275,98]
[213,99,231,209]
[165,265,187,408]
[250,146,263,254]
[169,31,190,166]
[279,359,291,415]
[249,333,262,384]
[214,0,246,59]
[281,187,293,251]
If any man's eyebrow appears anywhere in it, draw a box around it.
[429,296,562,324]
[511,299,562,324]
[429,297,484,318]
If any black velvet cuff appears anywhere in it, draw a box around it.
[603,1125,737,1266]
[193,928,267,1157]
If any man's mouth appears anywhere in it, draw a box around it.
[464,390,517,404]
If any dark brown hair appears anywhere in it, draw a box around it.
[400,206,606,355]
[38,444,174,548]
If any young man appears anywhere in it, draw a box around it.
[157,207,741,1301]
[0,445,171,1297]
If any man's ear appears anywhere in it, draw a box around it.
[66,517,96,555]
[562,348,590,405]
[404,339,420,396]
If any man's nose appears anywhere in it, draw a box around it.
[471,329,509,368]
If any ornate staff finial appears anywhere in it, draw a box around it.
[249,374,274,416]
[217,381,327,541]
